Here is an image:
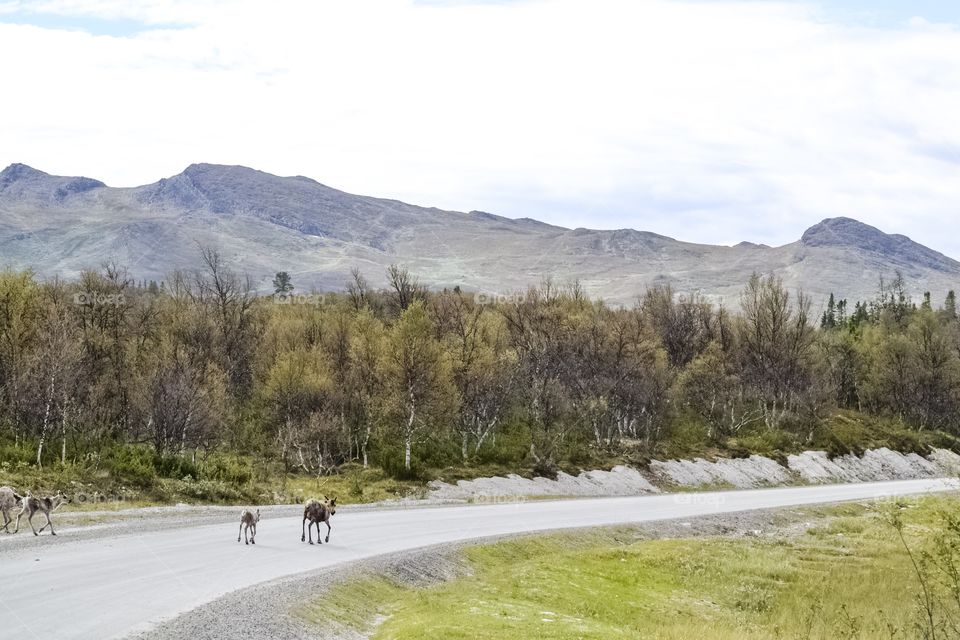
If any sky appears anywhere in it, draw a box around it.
[1,0,959,256]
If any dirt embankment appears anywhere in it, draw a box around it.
[426,447,960,501]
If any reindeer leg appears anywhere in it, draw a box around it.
[28,511,38,536]
[238,522,243,543]
[315,521,321,544]
[1,510,9,533]
[44,512,56,536]
[13,506,24,534]
[325,520,331,543]
[245,524,249,545]
[250,525,256,545]
[302,516,308,543]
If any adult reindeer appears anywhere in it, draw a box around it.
[301,496,337,545]
[0,486,24,533]
[15,490,70,536]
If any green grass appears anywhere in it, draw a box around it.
[0,454,424,508]
[301,496,960,639]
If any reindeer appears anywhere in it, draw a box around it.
[0,486,24,533]
[237,509,260,545]
[14,490,69,536]
[301,496,337,545]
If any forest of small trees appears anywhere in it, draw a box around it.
[1,252,959,480]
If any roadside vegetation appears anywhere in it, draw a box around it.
[1,254,959,504]
[302,495,960,639]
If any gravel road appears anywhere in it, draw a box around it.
[0,478,954,640]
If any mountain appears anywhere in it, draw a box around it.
[1,162,957,306]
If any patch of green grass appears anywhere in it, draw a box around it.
[0,444,425,510]
[267,466,423,505]
[303,496,960,639]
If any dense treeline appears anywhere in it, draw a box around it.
[1,253,959,481]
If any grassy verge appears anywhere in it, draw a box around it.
[0,458,423,508]
[301,495,960,639]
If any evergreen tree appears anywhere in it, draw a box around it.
[272,271,294,295]
[837,299,848,326]
[821,293,837,330]
[850,301,870,330]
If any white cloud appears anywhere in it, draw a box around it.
[2,0,960,257]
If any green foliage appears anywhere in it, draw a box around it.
[101,445,159,488]
[0,438,34,466]
[656,416,711,459]
[272,271,294,295]
[305,496,960,639]
[727,428,798,462]
[473,420,530,467]
[2,261,960,498]
[811,411,949,459]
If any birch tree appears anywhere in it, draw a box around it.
[384,301,457,472]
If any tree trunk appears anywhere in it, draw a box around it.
[38,376,54,468]
[404,399,416,471]
[61,401,69,466]
[362,423,371,468]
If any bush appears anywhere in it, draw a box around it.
[172,477,249,503]
[812,411,948,459]
[153,453,200,480]
[729,428,798,461]
[200,454,253,485]
[657,418,710,459]
[532,457,559,480]
[373,443,423,480]
[475,422,530,467]
[102,446,157,488]
[0,438,34,466]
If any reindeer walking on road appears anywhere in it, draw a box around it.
[238,509,260,545]
[301,497,337,545]
[14,490,69,536]
[0,486,24,533]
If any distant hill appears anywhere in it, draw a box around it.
[1,162,958,306]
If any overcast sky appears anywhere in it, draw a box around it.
[1,0,959,256]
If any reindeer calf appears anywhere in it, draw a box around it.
[238,509,260,545]
[15,490,69,536]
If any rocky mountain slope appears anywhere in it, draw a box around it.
[1,162,958,306]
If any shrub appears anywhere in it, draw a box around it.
[102,446,157,488]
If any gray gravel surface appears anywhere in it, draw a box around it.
[128,505,862,640]
[2,479,954,640]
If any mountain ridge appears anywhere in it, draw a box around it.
[0,162,956,305]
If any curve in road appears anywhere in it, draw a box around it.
[0,478,955,639]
